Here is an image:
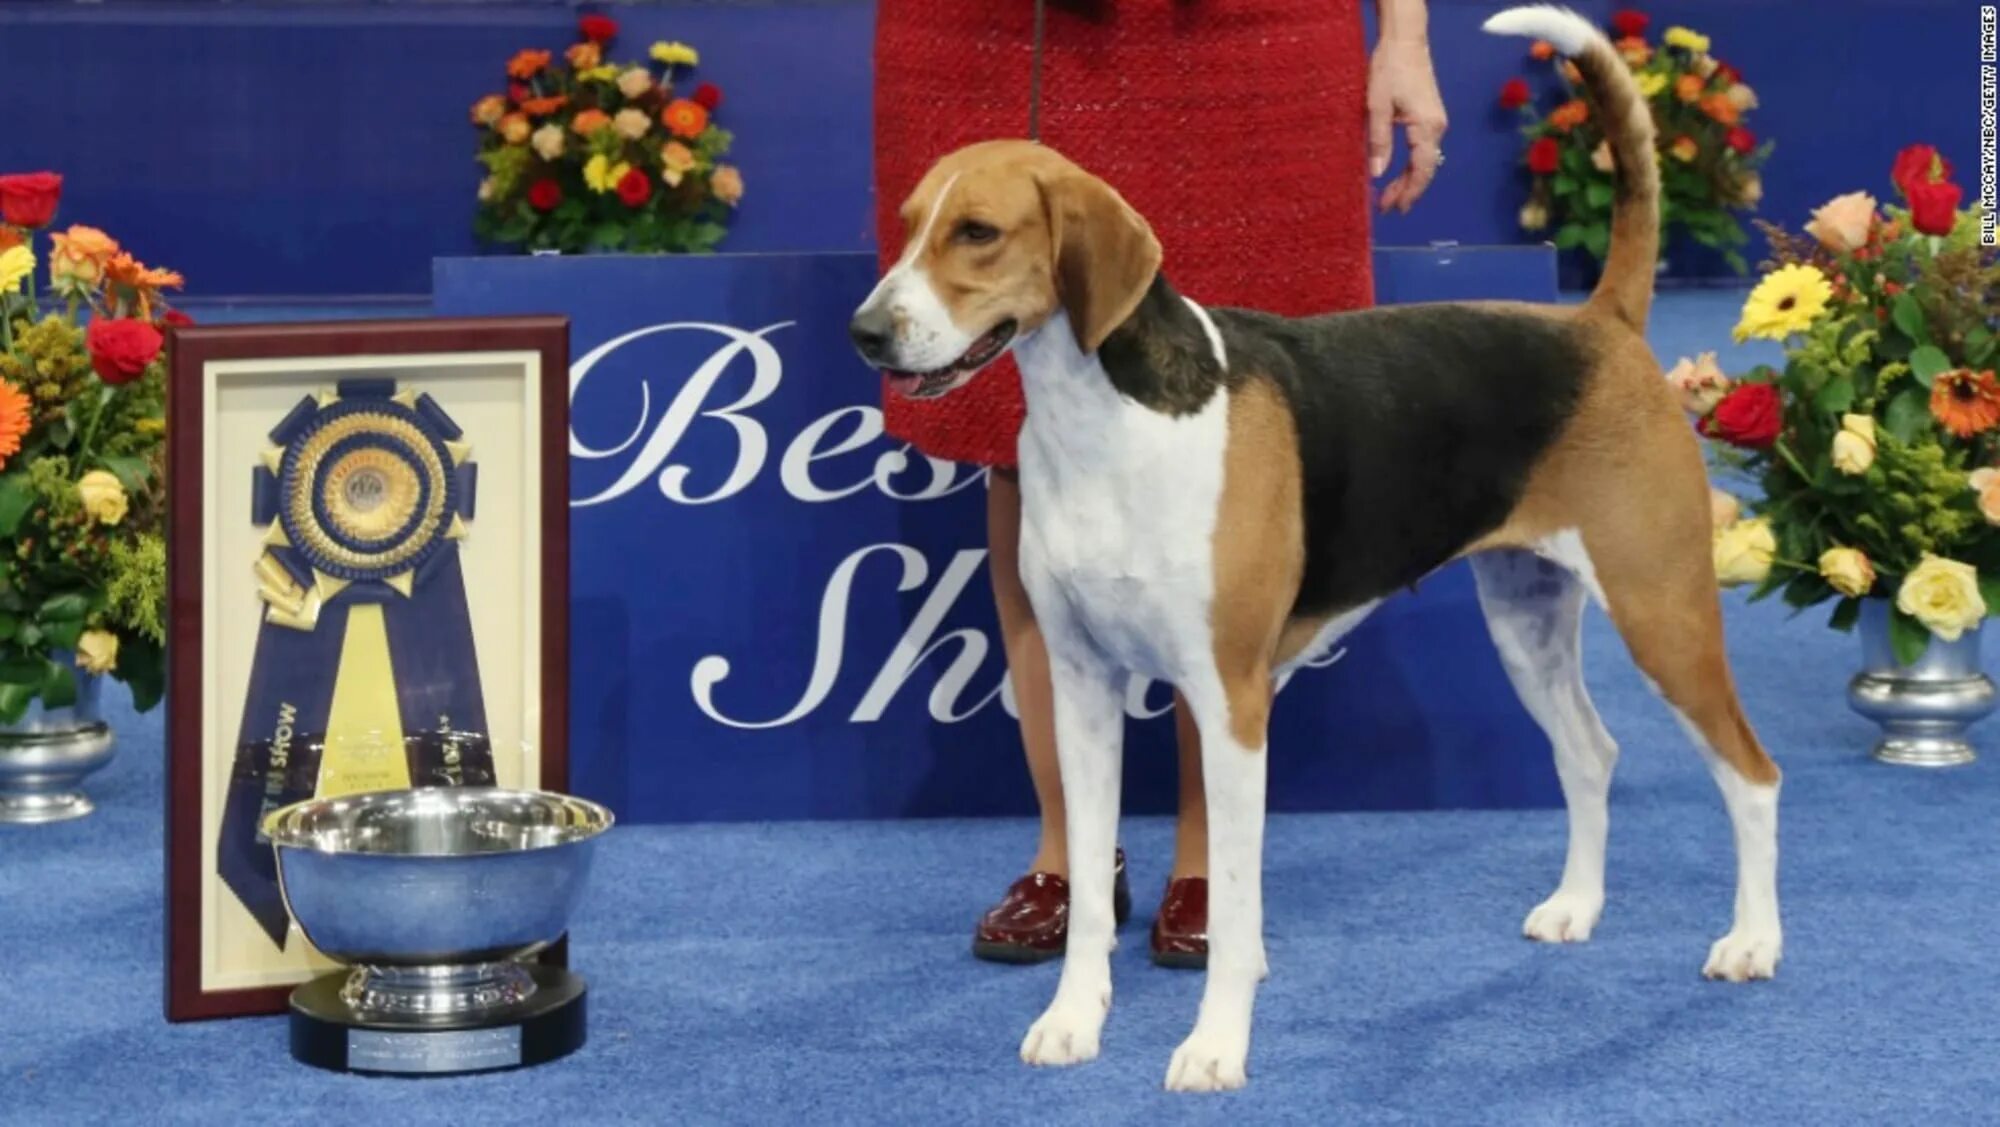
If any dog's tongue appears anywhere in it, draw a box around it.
[884,371,924,396]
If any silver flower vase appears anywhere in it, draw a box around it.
[0,667,115,824]
[1847,600,1996,767]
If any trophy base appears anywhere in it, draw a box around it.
[289,962,586,1075]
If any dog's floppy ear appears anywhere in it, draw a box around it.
[1040,168,1162,355]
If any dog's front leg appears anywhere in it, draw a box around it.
[1165,675,1271,1092]
[1018,638,1125,1068]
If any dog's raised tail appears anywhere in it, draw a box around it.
[1484,5,1659,329]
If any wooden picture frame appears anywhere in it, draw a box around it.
[164,317,570,1021]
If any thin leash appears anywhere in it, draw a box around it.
[1028,0,1046,142]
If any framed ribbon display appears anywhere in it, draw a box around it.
[165,317,570,1021]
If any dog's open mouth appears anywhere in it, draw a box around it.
[883,320,1018,398]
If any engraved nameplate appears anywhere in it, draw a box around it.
[347,1027,522,1074]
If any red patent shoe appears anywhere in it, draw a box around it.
[1150,877,1208,969]
[971,848,1131,963]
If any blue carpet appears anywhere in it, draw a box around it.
[7,292,1998,1124]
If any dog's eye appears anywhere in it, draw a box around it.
[955,220,1000,245]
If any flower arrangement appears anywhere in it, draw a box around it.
[471,14,744,255]
[1687,144,1998,663]
[1503,9,1770,273]
[0,172,170,719]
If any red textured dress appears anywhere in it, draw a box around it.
[874,0,1376,468]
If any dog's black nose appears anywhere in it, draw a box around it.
[849,307,893,365]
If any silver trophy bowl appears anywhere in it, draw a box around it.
[266,787,613,1021]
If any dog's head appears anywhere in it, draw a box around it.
[850,140,1161,399]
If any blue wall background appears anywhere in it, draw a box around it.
[0,0,1974,297]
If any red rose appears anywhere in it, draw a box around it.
[578,14,618,43]
[616,167,653,208]
[1527,136,1561,175]
[1891,144,1953,196]
[527,179,563,212]
[1908,177,1963,236]
[1610,9,1649,38]
[1726,126,1756,155]
[162,309,195,328]
[85,318,164,385]
[1700,383,1783,449]
[0,172,62,229]
[693,82,723,111]
[1714,62,1741,85]
[1499,78,1531,110]
[509,82,530,103]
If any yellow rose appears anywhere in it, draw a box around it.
[0,245,33,296]
[1710,488,1741,533]
[1830,413,1876,475]
[531,123,565,161]
[499,113,531,145]
[650,40,700,66]
[1818,547,1876,598]
[1518,201,1548,232]
[616,67,654,100]
[660,141,697,187]
[75,470,128,526]
[1897,555,1986,641]
[1713,517,1777,587]
[1728,172,1764,207]
[1726,83,1759,112]
[1665,26,1712,53]
[1804,191,1877,253]
[75,630,119,675]
[1968,468,2000,525]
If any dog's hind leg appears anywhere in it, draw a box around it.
[1471,547,1619,943]
[1164,665,1271,1093]
[1018,640,1126,1067]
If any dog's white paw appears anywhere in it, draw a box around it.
[1522,888,1603,943]
[1020,1001,1107,1067]
[1164,1025,1249,1093]
[1703,924,1781,982]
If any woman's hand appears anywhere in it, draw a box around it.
[1367,8,1448,215]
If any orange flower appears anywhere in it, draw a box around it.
[566,42,601,70]
[1616,36,1651,65]
[570,109,612,136]
[520,95,568,118]
[0,380,31,471]
[662,98,709,138]
[470,95,507,126]
[1530,40,1556,60]
[137,263,184,290]
[52,224,118,264]
[1674,74,1704,102]
[1698,92,1740,126]
[1547,99,1590,131]
[507,49,551,79]
[1669,135,1700,162]
[1932,370,2000,438]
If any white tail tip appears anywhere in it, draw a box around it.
[1482,4,1599,58]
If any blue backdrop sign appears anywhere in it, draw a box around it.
[434,251,1559,823]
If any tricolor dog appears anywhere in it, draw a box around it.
[850,5,1781,1092]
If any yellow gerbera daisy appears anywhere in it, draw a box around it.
[1635,73,1667,99]
[1733,264,1833,343]
[0,245,33,295]
[650,40,700,67]
[1663,26,1711,53]
[0,378,30,470]
[583,154,632,194]
[578,64,621,83]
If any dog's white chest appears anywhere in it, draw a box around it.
[1014,350,1230,681]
